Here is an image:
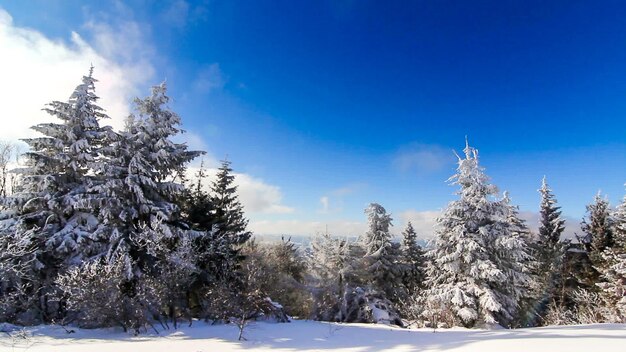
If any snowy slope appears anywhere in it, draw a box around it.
[1,320,625,352]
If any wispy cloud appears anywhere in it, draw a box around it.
[249,219,366,237]
[395,208,582,241]
[392,144,455,175]
[194,63,226,93]
[331,182,367,196]
[319,196,330,214]
[317,182,367,215]
[160,0,210,30]
[0,7,155,143]
[161,0,190,29]
[397,209,441,239]
[235,172,295,214]
[519,211,581,241]
[186,165,294,215]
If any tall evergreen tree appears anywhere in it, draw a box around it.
[187,159,253,319]
[537,176,567,269]
[596,192,626,322]
[90,82,202,326]
[210,160,252,246]
[361,203,402,299]
[183,159,214,231]
[536,177,568,307]
[401,221,426,295]
[1,68,113,322]
[425,142,531,328]
[501,192,536,326]
[581,192,614,264]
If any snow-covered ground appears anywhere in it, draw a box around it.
[1,320,624,352]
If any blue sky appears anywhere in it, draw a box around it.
[1,0,626,238]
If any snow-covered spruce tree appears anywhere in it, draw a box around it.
[0,228,32,322]
[401,221,426,296]
[309,232,362,322]
[361,203,402,298]
[1,68,114,323]
[180,159,226,318]
[595,192,626,322]
[424,142,531,328]
[0,141,19,198]
[397,221,428,324]
[261,236,311,317]
[210,160,252,246]
[535,177,569,316]
[317,204,400,325]
[308,232,343,320]
[188,159,254,319]
[581,193,614,266]
[74,82,203,330]
[500,193,537,327]
[183,159,214,232]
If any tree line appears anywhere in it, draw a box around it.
[0,69,625,334]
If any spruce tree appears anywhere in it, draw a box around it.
[500,192,536,326]
[208,160,252,278]
[90,82,202,328]
[362,203,403,300]
[537,177,567,269]
[1,68,113,322]
[193,160,253,318]
[401,221,426,295]
[581,192,614,264]
[181,160,233,316]
[425,142,531,327]
[210,160,252,246]
[536,177,568,307]
[596,192,626,322]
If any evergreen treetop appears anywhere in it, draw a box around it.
[538,176,566,246]
[210,159,252,245]
[581,192,614,256]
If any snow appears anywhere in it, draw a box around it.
[1,320,624,352]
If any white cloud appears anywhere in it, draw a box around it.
[250,209,441,238]
[0,8,154,143]
[519,211,581,241]
[319,196,329,214]
[235,173,294,214]
[393,144,455,174]
[176,131,211,155]
[331,182,367,196]
[0,7,293,219]
[194,63,226,93]
[317,183,367,215]
[395,208,581,241]
[161,0,190,29]
[160,0,210,30]
[396,209,441,239]
[185,165,294,215]
[249,219,366,237]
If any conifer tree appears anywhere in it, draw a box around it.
[500,193,536,326]
[581,193,614,265]
[89,82,202,327]
[425,142,531,327]
[183,159,214,231]
[537,177,567,269]
[536,177,568,307]
[204,160,252,294]
[210,160,252,246]
[401,221,426,295]
[1,68,113,322]
[361,203,403,301]
[596,192,626,322]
